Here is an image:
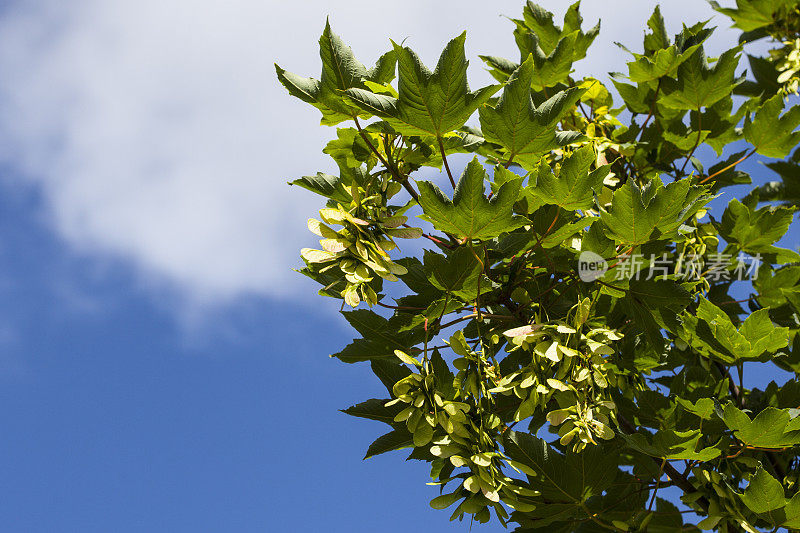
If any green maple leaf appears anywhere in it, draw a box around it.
[341,399,403,425]
[478,55,584,169]
[363,428,413,459]
[675,297,789,363]
[754,265,800,309]
[658,45,743,110]
[744,94,800,158]
[503,431,617,503]
[741,468,788,515]
[275,19,396,125]
[322,128,374,169]
[737,54,783,97]
[611,77,656,114]
[718,198,796,256]
[758,151,800,206]
[478,33,577,90]
[643,5,670,54]
[702,150,753,192]
[710,0,794,31]
[417,158,526,241]
[480,0,599,90]
[737,468,800,528]
[624,11,711,83]
[627,44,704,83]
[623,429,721,461]
[690,96,746,156]
[600,179,711,245]
[345,32,499,137]
[423,248,486,300]
[514,1,599,60]
[528,145,608,210]
[289,172,352,206]
[623,278,693,351]
[332,310,425,363]
[513,30,577,91]
[482,0,596,91]
[723,404,800,448]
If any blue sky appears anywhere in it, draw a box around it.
[0,1,796,532]
[0,177,465,532]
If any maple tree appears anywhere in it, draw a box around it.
[277,1,800,531]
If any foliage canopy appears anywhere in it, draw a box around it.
[278,1,800,531]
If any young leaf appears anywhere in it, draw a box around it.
[515,0,599,60]
[513,30,578,90]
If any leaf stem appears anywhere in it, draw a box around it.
[438,312,514,330]
[617,414,712,514]
[376,301,426,311]
[679,108,702,175]
[579,502,624,532]
[532,208,561,250]
[647,458,667,512]
[418,230,456,249]
[353,116,420,202]
[699,148,757,184]
[637,79,661,143]
[437,135,457,189]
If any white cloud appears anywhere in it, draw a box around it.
[0,0,738,304]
